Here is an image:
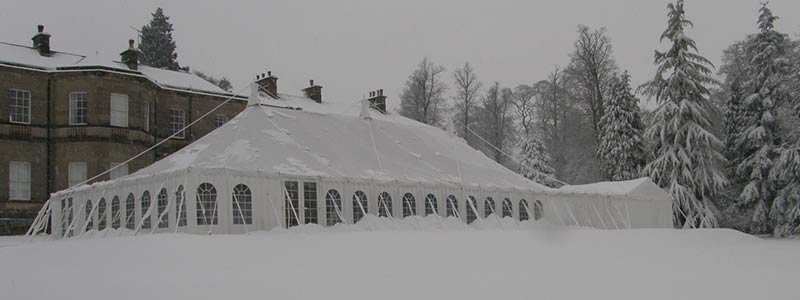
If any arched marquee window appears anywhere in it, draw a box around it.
[378,192,392,218]
[157,188,168,228]
[325,189,342,226]
[502,198,513,218]
[175,185,187,227]
[140,191,151,229]
[534,200,544,221]
[196,183,218,225]
[352,191,368,223]
[85,200,93,231]
[446,195,458,218]
[97,198,107,230]
[232,184,253,225]
[484,197,496,217]
[111,196,121,229]
[425,194,438,216]
[519,199,530,221]
[466,196,478,224]
[125,193,135,230]
[402,193,416,217]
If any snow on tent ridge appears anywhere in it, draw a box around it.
[119,97,546,190]
[3,220,799,300]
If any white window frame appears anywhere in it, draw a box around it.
[9,89,31,124]
[68,162,87,187]
[170,109,186,139]
[9,162,31,201]
[110,93,129,127]
[68,92,88,125]
[214,114,228,128]
[109,162,128,180]
[143,101,150,132]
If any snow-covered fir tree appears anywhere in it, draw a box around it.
[518,137,559,188]
[640,0,728,228]
[770,145,800,237]
[737,4,792,234]
[718,40,751,165]
[139,8,184,71]
[596,71,646,181]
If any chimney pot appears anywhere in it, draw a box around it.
[32,25,51,56]
[303,80,322,103]
[367,88,387,114]
[256,70,279,98]
[120,39,140,70]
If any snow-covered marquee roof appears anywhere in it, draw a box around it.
[557,177,670,202]
[122,87,549,191]
[0,41,232,97]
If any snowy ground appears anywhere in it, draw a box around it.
[1,216,798,300]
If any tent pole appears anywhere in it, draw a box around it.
[174,186,186,233]
[26,198,50,237]
[152,190,173,234]
[233,191,250,233]
[562,199,581,227]
[207,191,220,235]
[267,192,283,230]
[590,201,608,230]
[136,182,164,236]
[549,198,567,226]
[284,188,301,227]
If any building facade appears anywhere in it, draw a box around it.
[0,26,249,234]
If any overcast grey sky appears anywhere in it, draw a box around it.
[3,0,799,109]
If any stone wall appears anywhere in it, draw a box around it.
[0,65,246,234]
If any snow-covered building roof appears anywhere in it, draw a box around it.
[126,88,548,190]
[0,41,232,97]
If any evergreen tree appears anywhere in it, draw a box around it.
[139,8,184,71]
[737,4,792,234]
[194,70,234,92]
[597,71,646,181]
[518,137,559,188]
[770,145,800,237]
[718,40,751,165]
[640,0,728,228]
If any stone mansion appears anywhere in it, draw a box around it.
[0,25,323,233]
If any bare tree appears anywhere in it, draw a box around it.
[452,62,482,143]
[400,58,448,127]
[476,82,515,163]
[564,25,618,139]
[510,84,536,138]
[535,67,566,147]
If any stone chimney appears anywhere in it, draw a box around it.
[255,71,279,98]
[303,79,322,103]
[367,89,387,113]
[120,39,140,70]
[32,25,51,56]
